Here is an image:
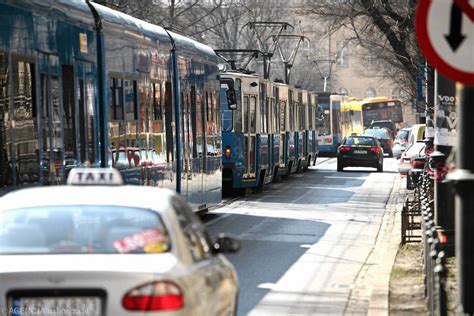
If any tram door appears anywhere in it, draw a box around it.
[181,89,193,198]
[243,94,257,178]
[39,54,64,185]
[74,60,97,168]
[279,100,287,168]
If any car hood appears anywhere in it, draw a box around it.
[0,253,178,274]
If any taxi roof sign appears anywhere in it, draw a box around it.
[67,168,123,186]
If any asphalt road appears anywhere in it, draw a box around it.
[203,157,400,316]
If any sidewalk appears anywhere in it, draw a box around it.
[344,174,406,315]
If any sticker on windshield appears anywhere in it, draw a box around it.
[113,229,167,253]
[144,242,168,254]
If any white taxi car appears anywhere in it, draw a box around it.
[0,169,240,316]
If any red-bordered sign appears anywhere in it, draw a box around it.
[416,0,474,84]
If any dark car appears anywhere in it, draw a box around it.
[368,120,397,138]
[364,128,394,157]
[337,135,384,172]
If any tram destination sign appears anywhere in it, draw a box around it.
[415,0,474,84]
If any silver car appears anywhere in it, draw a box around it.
[0,169,240,316]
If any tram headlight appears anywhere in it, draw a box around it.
[225,146,231,159]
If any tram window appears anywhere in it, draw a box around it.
[308,106,313,130]
[190,86,198,158]
[0,52,9,186]
[234,79,242,133]
[266,98,272,134]
[62,65,77,164]
[274,99,279,133]
[243,96,249,133]
[261,97,266,134]
[250,96,256,133]
[205,91,210,122]
[152,82,162,121]
[13,60,39,186]
[78,78,96,165]
[280,101,286,132]
[220,85,233,132]
[164,81,174,162]
[110,78,124,120]
[123,79,138,121]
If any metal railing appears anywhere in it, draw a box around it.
[401,160,448,316]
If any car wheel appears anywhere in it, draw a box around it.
[388,150,393,158]
[406,176,414,190]
[377,162,383,172]
[337,160,344,172]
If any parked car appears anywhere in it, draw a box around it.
[368,120,397,138]
[407,153,427,190]
[407,124,426,148]
[393,128,412,159]
[337,135,384,172]
[398,141,426,176]
[0,168,240,316]
[364,128,394,157]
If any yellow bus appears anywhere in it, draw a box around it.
[340,96,403,138]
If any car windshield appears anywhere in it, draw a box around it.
[345,136,376,146]
[0,206,170,255]
[364,129,389,138]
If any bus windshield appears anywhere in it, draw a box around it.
[317,105,331,136]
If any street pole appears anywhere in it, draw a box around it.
[433,71,456,257]
[450,84,474,314]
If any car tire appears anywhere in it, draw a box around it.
[388,150,393,158]
[377,162,383,172]
[337,160,344,172]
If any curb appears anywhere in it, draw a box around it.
[344,175,406,315]
[367,175,404,316]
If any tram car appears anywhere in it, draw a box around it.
[220,71,277,195]
[0,0,221,211]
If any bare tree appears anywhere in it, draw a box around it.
[304,0,425,100]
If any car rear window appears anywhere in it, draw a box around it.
[0,206,170,255]
[406,142,426,156]
[371,121,394,130]
[364,129,389,138]
[345,137,376,146]
[398,129,410,140]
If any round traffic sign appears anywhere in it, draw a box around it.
[416,0,474,84]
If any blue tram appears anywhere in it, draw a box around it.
[220,72,277,194]
[316,92,342,156]
[0,0,221,211]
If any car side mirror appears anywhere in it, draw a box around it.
[213,233,241,253]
